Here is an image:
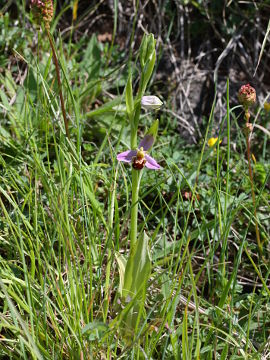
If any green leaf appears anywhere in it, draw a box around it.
[123,231,151,299]
[145,119,159,150]
[145,34,156,62]
[86,97,122,118]
[139,34,147,68]
[139,33,156,69]
[82,321,108,335]
[0,88,10,110]
[82,34,101,78]
[141,50,156,95]
[254,162,267,185]
[125,74,134,120]
[115,252,127,297]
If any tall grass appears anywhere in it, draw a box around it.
[0,2,269,359]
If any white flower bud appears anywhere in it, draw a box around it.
[141,96,163,110]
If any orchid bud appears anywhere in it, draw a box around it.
[139,34,156,69]
[139,35,148,68]
[238,84,256,109]
[145,34,156,62]
[141,96,162,110]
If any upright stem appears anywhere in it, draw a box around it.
[245,115,262,255]
[131,124,137,150]
[130,103,141,249]
[46,28,70,138]
[130,169,141,250]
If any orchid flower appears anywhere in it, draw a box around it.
[117,135,160,170]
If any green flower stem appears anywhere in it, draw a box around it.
[130,169,141,250]
[130,96,142,149]
[128,46,150,251]
[130,99,142,249]
[131,123,137,150]
[244,115,262,255]
[133,104,141,129]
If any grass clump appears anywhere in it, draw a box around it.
[0,1,269,359]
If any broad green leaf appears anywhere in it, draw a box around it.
[123,231,151,298]
[82,321,108,335]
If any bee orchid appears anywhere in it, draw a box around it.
[117,135,160,170]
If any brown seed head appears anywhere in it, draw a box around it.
[238,84,256,109]
[31,0,53,29]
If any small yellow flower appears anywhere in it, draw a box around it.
[264,102,270,113]
[208,137,221,147]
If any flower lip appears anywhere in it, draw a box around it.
[145,154,160,170]
[141,95,163,110]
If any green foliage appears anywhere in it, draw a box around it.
[0,1,269,359]
[125,74,134,120]
[146,119,159,148]
[254,162,267,186]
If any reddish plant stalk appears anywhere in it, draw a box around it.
[31,1,70,138]
[46,28,70,138]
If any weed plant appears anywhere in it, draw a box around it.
[0,1,269,359]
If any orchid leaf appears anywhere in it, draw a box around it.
[123,231,151,299]
[139,33,155,70]
[86,97,122,118]
[115,252,127,297]
[141,50,156,95]
[139,34,147,68]
[146,119,159,147]
[145,34,156,62]
[125,74,134,120]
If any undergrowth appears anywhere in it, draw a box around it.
[0,1,269,359]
